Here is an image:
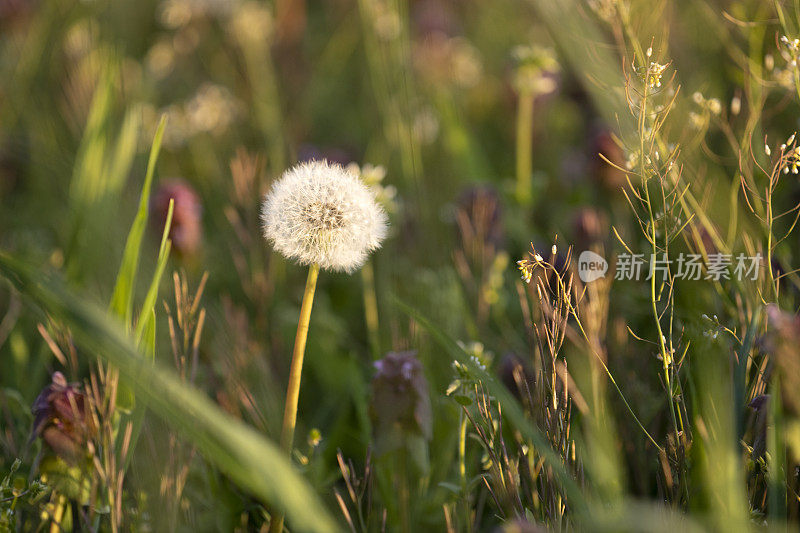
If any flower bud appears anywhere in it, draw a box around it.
[369,351,432,450]
[32,372,95,466]
[150,178,203,257]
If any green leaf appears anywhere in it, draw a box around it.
[109,115,167,326]
[134,198,173,346]
[117,150,172,413]
[0,252,341,533]
[120,200,173,459]
[106,107,142,198]
[437,481,461,495]
[69,65,115,208]
[452,394,472,407]
[734,306,760,441]
[68,64,140,209]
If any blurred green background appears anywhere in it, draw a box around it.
[3,0,800,531]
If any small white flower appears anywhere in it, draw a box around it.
[261,160,389,272]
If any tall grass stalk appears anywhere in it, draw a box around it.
[768,375,787,520]
[636,70,683,467]
[361,260,381,359]
[356,0,422,189]
[518,251,664,453]
[232,18,286,176]
[515,92,534,205]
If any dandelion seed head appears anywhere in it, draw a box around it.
[261,160,388,272]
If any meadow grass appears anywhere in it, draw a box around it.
[2,0,800,531]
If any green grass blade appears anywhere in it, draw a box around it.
[734,306,761,441]
[106,107,142,198]
[0,251,342,533]
[69,65,114,208]
[118,199,173,413]
[769,374,787,521]
[134,198,173,346]
[109,115,167,325]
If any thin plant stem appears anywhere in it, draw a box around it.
[458,409,472,533]
[547,265,665,453]
[767,192,779,301]
[398,448,411,533]
[637,78,682,468]
[269,263,320,533]
[515,91,535,205]
[768,375,787,519]
[236,31,286,176]
[356,0,422,191]
[362,260,381,359]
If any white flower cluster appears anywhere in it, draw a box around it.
[261,160,388,272]
[345,162,398,213]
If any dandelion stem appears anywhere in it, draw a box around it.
[515,91,535,205]
[269,262,320,533]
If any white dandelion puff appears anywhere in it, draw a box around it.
[261,160,389,272]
